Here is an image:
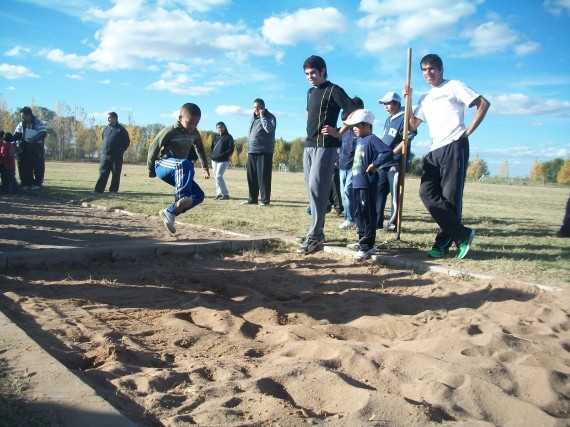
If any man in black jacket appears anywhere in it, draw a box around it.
[94,112,130,194]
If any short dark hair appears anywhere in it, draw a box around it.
[108,111,118,119]
[3,132,13,142]
[20,106,33,116]
[353,96,364,109]
[180,103,201,117]
[303,55,327,79]
[253,98,265,108]
[420,54,443,70]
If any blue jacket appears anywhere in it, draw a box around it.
[379,107,416,169]
[338,129,357,170]
[352,134,393,189]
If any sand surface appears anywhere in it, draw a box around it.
[1,194,569,426]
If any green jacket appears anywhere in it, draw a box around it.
[147,122,208,174]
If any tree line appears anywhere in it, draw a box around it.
[1,99,568,182]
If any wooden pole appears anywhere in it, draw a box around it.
[396,48,412,240]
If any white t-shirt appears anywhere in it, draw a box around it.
[414,79,480,151]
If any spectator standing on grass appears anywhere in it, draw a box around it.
[243,98,276,206]
[376,91,416,232]
[211,121,234,200]
[94,112,130,194]
[344,109,393,261]
[13,106,46,190]
[297,55,357,255]
[147,103,210,234]
[0,132,20,194]
[404,54,490,260]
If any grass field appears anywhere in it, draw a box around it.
[36,161,570,285]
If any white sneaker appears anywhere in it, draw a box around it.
[353,247,377,261]
[387,223,396,232]
[338,220,356,230]
[21,186,30,190]
[159,209,176,233]
[30,185,41,190]
[346,243,360,251]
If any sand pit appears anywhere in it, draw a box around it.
[1,195,569,426]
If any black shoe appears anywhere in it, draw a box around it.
[215,194,223,200]
[556,227,570,238]
[222,195,230,200]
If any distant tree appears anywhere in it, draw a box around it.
[529,160,545,182]
[542,158,564,182]
[234,136,247,167]
[0,97,16,133]
[467,154,489,181]
[288,138,305,171]
[230,146,239,166]
[409,155,423,176]
[556,156,570,184]
[124,124,141,162]
[200,131,214,160]
[238,146,248,167]
[496,161,509,179]
[273,138,287,168]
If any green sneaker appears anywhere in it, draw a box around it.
[457,229,476,260]
[427,247,446,258]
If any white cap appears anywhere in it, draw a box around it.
[343,109,375,125]
[378,91,401,104]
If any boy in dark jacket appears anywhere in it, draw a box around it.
[343,109,393,261]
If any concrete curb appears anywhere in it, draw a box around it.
[0,238,273,270]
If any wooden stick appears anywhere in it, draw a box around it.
[396,48,412,240]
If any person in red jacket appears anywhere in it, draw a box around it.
[0,132,21,194]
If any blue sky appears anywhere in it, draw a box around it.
[1,0,569,178]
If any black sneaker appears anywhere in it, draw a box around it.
[296,237,324,255]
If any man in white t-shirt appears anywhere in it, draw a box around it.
[404,54,490,260]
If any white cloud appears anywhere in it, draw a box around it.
[4,46,30,57]
[66,74,84,80]
[487,93,570,116]
[215,105,250,116]
[42,8,278,71]
[544,0,570,16]
[357,0,479,51]
[146,78,214,96]
[86,0,143,20]
[262,8,348,46]
[465,21,519,55]
[0,64,40,79]
[157,0,230,13]
[40,48,91,69]
[514,42,540,56]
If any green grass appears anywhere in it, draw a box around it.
[37,161,570,285]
